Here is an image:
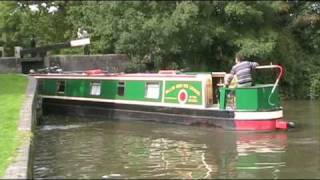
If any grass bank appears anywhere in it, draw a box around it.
[0,74,28,176]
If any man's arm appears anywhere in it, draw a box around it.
[250,62,259,69]
[225,67,235,86]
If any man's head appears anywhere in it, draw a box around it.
[235,53,244,64]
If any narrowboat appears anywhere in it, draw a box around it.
[32,65,292,131]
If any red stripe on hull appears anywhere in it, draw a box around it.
[235,119,288,131]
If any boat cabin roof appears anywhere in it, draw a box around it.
[31,71,226,81]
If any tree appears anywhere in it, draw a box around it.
[0,1,74,55]
[1,1,319,99]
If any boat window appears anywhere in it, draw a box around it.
[90,81,101,96]
[145,82,160,99]
[117,81,125,96]
[56,80,65,94]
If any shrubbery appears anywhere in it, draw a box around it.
[0,1,319,99]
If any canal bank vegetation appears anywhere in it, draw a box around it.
[0,74,27,177]
[0,1,320,99]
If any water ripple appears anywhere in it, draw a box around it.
[33,113,320,179]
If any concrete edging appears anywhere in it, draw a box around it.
[3,75,37,179]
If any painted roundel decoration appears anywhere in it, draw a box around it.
[178,89,188,104]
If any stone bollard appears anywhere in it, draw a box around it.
[15,46,23,58]
[0,46,4,57]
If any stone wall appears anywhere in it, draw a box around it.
[44,54,129,73]
[0,57,21,73]
[0,54,130,74]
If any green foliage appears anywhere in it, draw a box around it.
[0,1,72,56]
[0,1,319,99]
[224,2,263,24]
[310,73,320,100]
[290,2,320,54]
[0,2,23,55]
[235,32,278,58]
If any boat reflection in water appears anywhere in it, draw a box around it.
[234,132,287,179]
[123,131,288,179]
[143,133,287,178]
[146,138,214,179]
[33,118,288,179]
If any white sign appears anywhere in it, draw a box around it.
[70,38,90,47]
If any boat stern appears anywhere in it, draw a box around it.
[219,84,290,131]
[234,110,288,131]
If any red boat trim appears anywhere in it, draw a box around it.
[235,119,288,131]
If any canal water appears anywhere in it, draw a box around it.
[33,101,320,179]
